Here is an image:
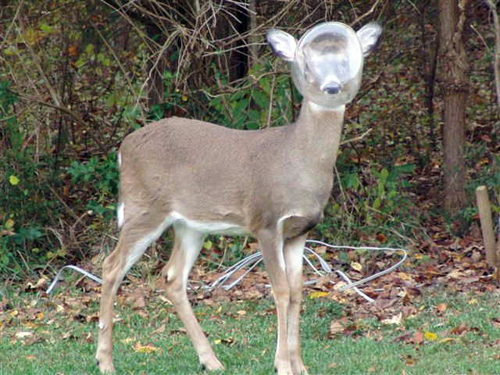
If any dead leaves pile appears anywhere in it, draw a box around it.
[302,235,500,354]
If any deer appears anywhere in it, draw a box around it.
[95,21,382,375]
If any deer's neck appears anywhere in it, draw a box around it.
[292,101,345,168]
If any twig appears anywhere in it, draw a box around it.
[89,20,143,111]
[18,9,62,107]
[266,74,276,128]
[0,0,23,52]
[351,0,382,26]
[48,185,80,222]
[340,128,372,145]
[12,90,105,151]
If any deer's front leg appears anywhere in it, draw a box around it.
[284,235,308,375]
[258,228,294,375]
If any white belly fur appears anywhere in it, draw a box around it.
[171,212,249,236]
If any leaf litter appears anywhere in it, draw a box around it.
[1,232,499,365]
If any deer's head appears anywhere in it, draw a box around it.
[267,22,382,109]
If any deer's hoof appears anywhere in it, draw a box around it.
[200,357,225,372]
[96,357,116,373]
[274,364,294,375]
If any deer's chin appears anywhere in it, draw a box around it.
[302,91,354,109]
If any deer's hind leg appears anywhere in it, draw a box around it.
[96,210,173,373]
[161,221,224,371]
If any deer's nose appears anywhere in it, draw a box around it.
[322,82,341,95]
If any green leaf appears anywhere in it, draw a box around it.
[85,44,95,55]
[252,90,268,110]
[9,175,20,186]
[40,24,53,33]
[380,168,389,182]
[395,163,416,174]
[343,173,359,189]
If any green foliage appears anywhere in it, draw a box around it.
[0,82,56,276]
[317,156,418,243]
[68,153,119,219]
[148,63,296,133]
[149,70,188,121]
[0,81,18,112]
[207,63,295,129]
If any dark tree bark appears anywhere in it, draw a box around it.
[438,0,469,214]
[418,1,439,149]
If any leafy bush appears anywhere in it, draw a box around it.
[0,82,59,277]
[317,157,418,244]
[68,154,119,219]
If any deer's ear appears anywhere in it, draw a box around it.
[267,29,297,62]
[357,22,382,57]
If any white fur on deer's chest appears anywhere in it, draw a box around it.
[171,212,249,236]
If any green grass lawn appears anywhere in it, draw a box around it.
[1,284,500,375]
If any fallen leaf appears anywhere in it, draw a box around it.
[121,337,136,344]
[446,269,463,279]
[62,331,76,340]
[450,324,469,336]
[413,331,425,345]
[15,331,33,339]
[398,272,413,281]
[153,325,166,335]
[376,233,388,243]
[405,355,416,366]
[351,262,363,272]
[436,303,447,314]
[68,45,78,57]
[424,331,438,341]
[382,312,403,325]
[134,342,161,354]
[25,278,47,291]
[439,337,458,344]
[214,338,235,346]
[23,321,37,329]
[309,291,329,299]
[330,320,346,335]
[492,318,500,329]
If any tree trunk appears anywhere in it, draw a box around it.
[438,0,469,214]
[485,0,500,116]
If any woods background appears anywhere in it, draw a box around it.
[0,0,499,280]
